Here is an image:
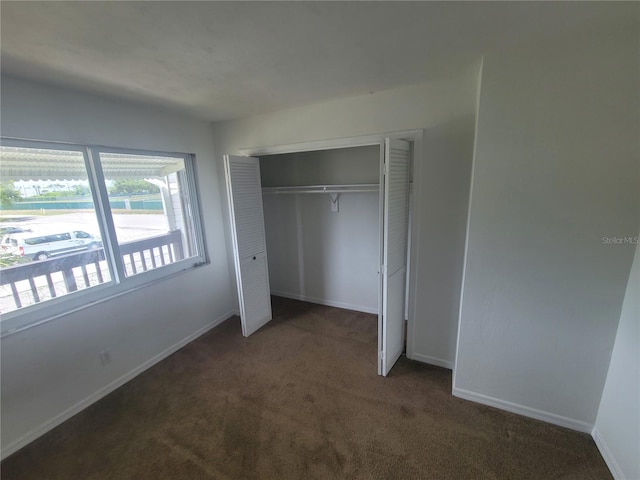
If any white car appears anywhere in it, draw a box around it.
[0,230,102,261]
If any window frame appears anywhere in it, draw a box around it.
[0,138,208,337]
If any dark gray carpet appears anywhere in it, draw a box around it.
[1,296,612,479]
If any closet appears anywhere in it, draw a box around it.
[224,138,412,376]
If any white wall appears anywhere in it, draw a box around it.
[454,25,640,431]
[212,70,478,369]
[0,76,236,457]
[260,146,380,187]
[594,243,639,480]
[261,147,380,313]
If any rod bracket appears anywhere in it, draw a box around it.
[329,193,340,212]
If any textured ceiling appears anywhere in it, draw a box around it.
[1,1,636,122]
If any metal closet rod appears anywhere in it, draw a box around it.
[262,183,379,194]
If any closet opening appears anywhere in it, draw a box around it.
[224,133,419,376]
[260,146,381,317]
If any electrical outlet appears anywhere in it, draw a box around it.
[99,350,112,366]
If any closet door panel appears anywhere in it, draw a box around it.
[224,155,272,337]
[228,161,266,257]
[382,268,406,373]
[239,252,272,332]
[380,138,410,376]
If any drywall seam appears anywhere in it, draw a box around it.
[408,353,453,370]
[592,427,625,480]
[0,311,236,460]
[453,387,593,433]
[270,291,378,315]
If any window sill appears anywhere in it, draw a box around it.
[0,258,208,338]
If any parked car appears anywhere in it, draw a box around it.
[0,230,102,261]
[0,226,31,235]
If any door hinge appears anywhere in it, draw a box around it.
[378,351,385,361]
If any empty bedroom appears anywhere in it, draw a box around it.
[0,2,637,479]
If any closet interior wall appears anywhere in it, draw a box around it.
[260,146,380,314]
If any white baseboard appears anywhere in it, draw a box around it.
[1,311,235,461]
[271,291,378,315]
[408,353,453,370]
[592,427,625,480]
[452,387,593,433]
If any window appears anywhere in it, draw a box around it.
[0,140,205,328]
[98,151,197,278]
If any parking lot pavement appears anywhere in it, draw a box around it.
[2,212,168,242]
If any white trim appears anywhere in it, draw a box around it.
[406,135,423,362]
[409,353,453,370]
[592,427,625,480]
[452,58,484,389]
[453,387,593,433]
[377,140,386,375]
[271,291,378,315]
[0,311,235,460]
[88,147,126,283]
[238,130,423,157]
[185,153,209,265]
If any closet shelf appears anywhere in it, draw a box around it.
[262,183,379,194]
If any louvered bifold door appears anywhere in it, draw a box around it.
[379,139,410,376]
[224,155,272,337]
